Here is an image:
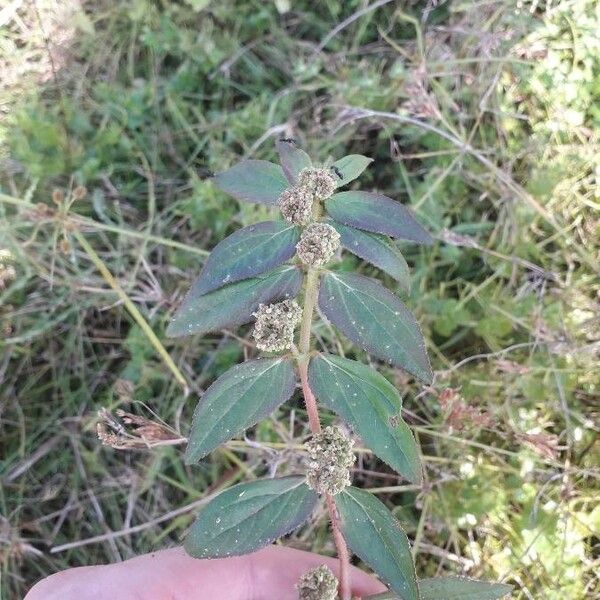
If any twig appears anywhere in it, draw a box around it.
[313,0,394,55]
[332,105,559,228]
[50,495,210,554]
[72,229,189,394]
[0,192,209,257]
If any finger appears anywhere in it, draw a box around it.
[25,547,253,600]
[25,545,387,600]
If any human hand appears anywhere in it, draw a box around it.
[25,545,387,600]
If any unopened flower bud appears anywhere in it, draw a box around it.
[279,187,313,225]
[298,168,336,199]
[296,223,340,267]
[306,426,355,495]
[297,564,339,600]
[252,299,302,352]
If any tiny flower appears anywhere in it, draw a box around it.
[252,299,302,352]
[298,167,337,199]
[306,426,355,495]
[297,564,339,600]
[279,187,313,225]
[296,223,340,267]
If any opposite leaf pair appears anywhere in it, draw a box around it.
[167,139,512,600]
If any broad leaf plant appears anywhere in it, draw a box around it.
[167,140,513,600]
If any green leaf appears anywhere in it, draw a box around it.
[326,191,433,244]
[364,578,513,599]
[419,578,514,600]
[308,354,421,483]
[167,266,302,337]
[212,160,288,205]
[331,154,373,187]
[318,272,433,383]
[330,219,410,293]
[185,476,318,559]
[277,139,312,184]
[335,486,418,600]
[194,221,300,295]
[186,357,296,463]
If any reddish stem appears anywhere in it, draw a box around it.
[297,266,352,600]
[298,359,321,434]
[326,494,352,599]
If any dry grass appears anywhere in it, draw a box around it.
[1,1,598,598]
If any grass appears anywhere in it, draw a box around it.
[1,0,599,598]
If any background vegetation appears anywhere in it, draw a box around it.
[1,1,598,598]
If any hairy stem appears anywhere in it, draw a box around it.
[298,267,321,432]
[297,266,352,600]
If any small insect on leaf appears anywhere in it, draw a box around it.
[326,191,433,245]
[193,221,300,295]
[330,155,373,187]
[277,139,312,185]
[335,486,419,600]
[185,476,318,559]
[212,160,288,205]
[185,357,297,463]
[167,265,302,337]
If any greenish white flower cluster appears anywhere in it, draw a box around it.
[296,223,340,267]
[306,426,355,495]
[297,167,337,199]
[278,168,336,226]
[252,299,302,352]
[279,187,314,225]
[297,564,339,600]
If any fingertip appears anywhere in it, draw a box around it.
[24,566,98,600]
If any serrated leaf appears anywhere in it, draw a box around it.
[185,476,318,558]
[364,577,513,599]
[194,221,300,295]
[330,219,410,293]
[308,354,421,483]
[167,266,302,337]
[318,272,432,383]
[418,578,514,599]
[186,357,296,463]
[326,191,433,244]
[331,155,373,187]
[212,160,288,205]
[277,139,312,184]
[335,487,418,600]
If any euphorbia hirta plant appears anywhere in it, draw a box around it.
[167,139,512,600]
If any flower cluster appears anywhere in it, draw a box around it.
[306,426,355,495]
[278,167,336,226]
[297,167,337,199]
[297,565,339,600]
[296,223,340,267]
[252,299,302,352]
[279,187,313,225]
